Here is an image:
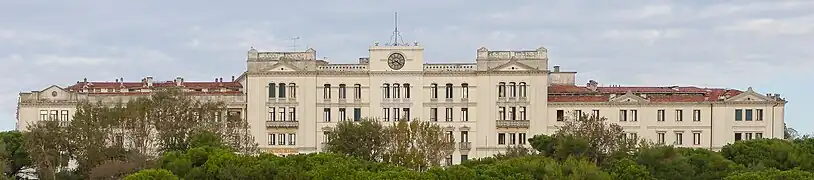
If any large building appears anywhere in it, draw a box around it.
[17,41,786,164]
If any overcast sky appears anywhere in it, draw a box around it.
[2,0,812,133]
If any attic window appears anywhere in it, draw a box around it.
[194,89,202,92]
[51,91,58,97]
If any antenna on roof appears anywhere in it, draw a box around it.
[388,12,405,46]
[289,37,300,51]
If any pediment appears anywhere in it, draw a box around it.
[726,87,773,102]
[267,61,303,72]
[39,85,71,100]
[610,91,650,103]
[488,60,537,71]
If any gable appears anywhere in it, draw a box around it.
[39,85,71,100]
[488,60,537,71]
[266,62,302,72]
[726,87,773,102]
[609,92,649,103]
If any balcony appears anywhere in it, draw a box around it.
[496,120,530,128]
[459,142,472,150]
[265,121,299,128]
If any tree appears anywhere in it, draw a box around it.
[23,121,70,180]
[123,169,178,180]
[724,169,814,180]
[0,131,31,178]
[66,101,121,178]
[381,120,454,170]
[785,123,799,140]
[720,139,796,171]
[534,112,644,166]
[326,119,386,162]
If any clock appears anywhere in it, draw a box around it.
[387,53,406,70]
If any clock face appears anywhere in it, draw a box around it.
[387,53,406,70]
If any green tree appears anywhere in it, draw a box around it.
[0,131,31,177]
[554,112,642,165]
[66,101,121,178]
[724,169,814,180]
[721,138,796,171]
[605,158,651,180]
[123,169,179,180]
[23,121,70,180]
[381,120,454,170]
[326,119,386,162]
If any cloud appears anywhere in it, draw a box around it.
[716,16,814,36]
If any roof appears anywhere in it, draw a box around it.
[548,85,745,103]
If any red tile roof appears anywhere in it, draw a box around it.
[548,85,744,103]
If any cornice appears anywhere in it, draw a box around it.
[548,101,784,107]
[245,69,550,77]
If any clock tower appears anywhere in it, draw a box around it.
[369,12,424,72]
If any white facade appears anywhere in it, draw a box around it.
[17,42,786,165]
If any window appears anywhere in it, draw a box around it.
[430,83,438,99]
[268,83,276,98]
[446,131,454,142]
[269,108,276,121]
[354,84,362,99]
[393,83,400,99]
[675,132,683,145]
[657,132,665,144]
[289,83,297,98]
[619,110,628,121]
[693,132,701,145]
[509,82,516,97]
[498,107,506,120]
[60,110,69,121]
[278,134,286,145]
[461,155,468,162]
[339,108,346,121]
[323,84,331,99]
[289,107,296,121]
[735,109,743,121]
[498,133,506,145]
[461,108,469,121]
[278,83,286,98]
[404,83,411,98]
[39,110,48,121]
[323,108,331,122]
[556,110,565,121]
[693,110,701,121]
[323,131,331,143]
[675,110,683,121]
[519,133,527,144]
[445,108,453,122]
[461,83,469,99]
[574,110,582,119]
[353,108,361,122]
[430,108,438,121]
[509,107,516,120]
[631,110,638,122]
[445,155,453,166]
[393,108,400,121]
[745,133,753,140]
[657,109,665,121]
[509,133,517,145]
[279,107,286,121]
[734,133,742,141]
[403,108,410,120]
[519,82,527,97]
[745,109,753,121]
[268,134,276,145]
[383,108,390,122]
[592,110,600,119]
[629,133,638,140]
[289,133,296,145]
[756,109,764,121]
[756,133,763,139]
[50,110,58,121]
[460,131,469,142]
[498,82,506,97]
[383,83,390,99]
[339,84,347,99]
[445,83,453,99]
[519,107,526,120]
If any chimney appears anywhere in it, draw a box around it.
[145,76,153,87]
[120,77,124,82]
[83,78,88,82]
[587,80,598,91]
[115,79,119,83]
[553,66,560,72]
[231,76,235,81]
[176,76,183,86]
[219,78,223,82]
[214,78,219,82]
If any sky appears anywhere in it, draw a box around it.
[1,0,812,133]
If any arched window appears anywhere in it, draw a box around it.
[268,83,276,98]
[403,83,411,98]
[383,83,391,99]
[393,83,400,99]
[323,84,331,99]
[289,83,296,98]
[430,83,438,99]
[445,83,453,99]
[339,84,347,99]
[498,82,506,97]
[509,82,516,97]
[278,83,286,98]
[519,82,527,98]
[354,84,362,99]
[461,83,469,99]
